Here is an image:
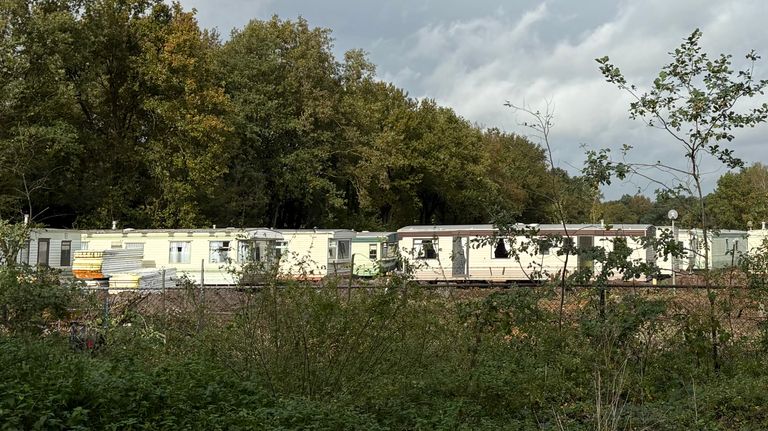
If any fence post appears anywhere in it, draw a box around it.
[347,254,355,301]
[162,268,167,328]
[102,284,109,329]
[197,259,205,333]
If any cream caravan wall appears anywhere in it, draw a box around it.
[277,231,332,278]
[657,227,747,273]
[398,234,457,280]
[277,230,355,279]
[398,224,655,282]
[748,229,768,253]
[466,235,575,281]
[589,234,651,276]
[81,229,281,285]
[399,234,578,281]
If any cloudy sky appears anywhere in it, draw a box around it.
[180,0,768,199]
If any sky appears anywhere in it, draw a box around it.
[179,0,768,200]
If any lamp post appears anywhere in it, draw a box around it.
[668,209,678,287]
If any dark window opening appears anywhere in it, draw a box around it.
[37,239,50,266]
[494,239,510,258]
[60,241,72,266]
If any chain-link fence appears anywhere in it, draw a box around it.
[72,282,768,342]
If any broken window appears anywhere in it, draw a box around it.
[414,239,438,259]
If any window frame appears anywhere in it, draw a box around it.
[238,240,262,263]
[60,240,72,267]
[613,237,629,252]
[209,240,231,263]
[414,238,438,260]
[275,240,288,258]
[124,242,145,251]
[368,243,378,260]
[328,239,351,261]
[37,238,50,266]
[169,241,192,264]
[540,240,551,256]
[18,240,30,265]
[491,238,512,259]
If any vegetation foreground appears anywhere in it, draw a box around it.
[4,272,768,430]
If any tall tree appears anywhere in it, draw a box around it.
[600,194,653,224]
[0,0,231,228]
[67,0,230,228]
[481,128,552,222]
[217,17,342,228]
[596,28,768,268]
[0,0,80,222]
[707,163,768,230]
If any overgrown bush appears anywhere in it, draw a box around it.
[0,265,83,334]
[5,272,768,429]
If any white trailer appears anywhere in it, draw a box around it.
[747,223,768,254]
[17,228,82,273]
[81,228,282,285]
[656,227,747,275]
[397,224,655,282]
[351,232,398,277]
[276,229,356,280]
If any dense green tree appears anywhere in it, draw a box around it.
[600,194,653,224]
[217,17,343,228]
[0,0,231,228]
[0,0,80,222]
[707,163,768,230]
[550,169,596,223]
[0,5,579,230]
[67,0,231,228]
[482,128,552,222]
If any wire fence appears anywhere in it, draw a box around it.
[71,282,768,344]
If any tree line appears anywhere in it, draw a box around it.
[0,0,599,230]
[1,1,762,231]
[598,162,768,230]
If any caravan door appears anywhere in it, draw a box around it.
[452,237,468,278]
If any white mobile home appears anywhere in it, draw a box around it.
[398,224,655,282]
[656,227,747,275]
[81,228,282,285]
[351,232,398,277]
[16,228,82,273]
[748,223,768,254]
[277,229,356,280]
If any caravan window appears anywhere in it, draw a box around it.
[613,237,629,252]
[37,239,50,266]
[18,241,30,265]
[329,240,351,261]
[60,241,72,267]
[238,241,262,262]
[369,244,378,259]
[169,241,191,264]
[275,240,288,258]
[540,239,551,255]
[492,238,512,259]
[125,242,144,252]
[338,240,350,260]
[209,241,231,263]
[414,239,438,259]
[563,237,576,255]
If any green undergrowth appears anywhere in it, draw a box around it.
[3,284,768,430]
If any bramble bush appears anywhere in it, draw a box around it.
[5,269,768,428]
